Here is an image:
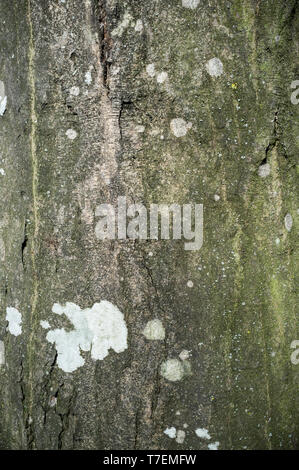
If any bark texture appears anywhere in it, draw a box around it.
[0,0,298,450]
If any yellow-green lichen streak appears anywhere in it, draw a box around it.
[26,0,39,444]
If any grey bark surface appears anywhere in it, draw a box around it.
[0,0,298,450]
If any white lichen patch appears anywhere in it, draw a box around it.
[258,162,271,178]
[135,125,145,133]
[0,340,5,366]
[0,168,5,176]
[284,213,293,232]
[195,428,211,439]
[143,319,165,340]
[182,0,200,9]
[176,430,186,444]
[45,301,128,373]
[208,441,220,450]
[6,307,22,337]
[187,280,194,288]
[146,63,156,78]
[157,72,168,84]
[214,194,220,201]
[170,118,192,138]
[85,69,92,85]
[134,19,143,32]
[111,12,133,37]
[164,427,176,439]
[160,358,185,382]
[0,81,7,116]
[66,128,77,140]
[69,86,80,96]
[179,349,190,361]
[206,58,223,77]
[40,320,50,330]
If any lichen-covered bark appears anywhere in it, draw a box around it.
[0,0,298,450]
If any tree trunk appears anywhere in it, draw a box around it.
[0,0,298,450]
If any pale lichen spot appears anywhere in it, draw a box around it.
[0,81,7,116]
[258,163,271,178]
[170,118,192,138]
[135,125,145,133]
[176,430,186,444]
[208,441,220,450]
[0,340,5,366]
[179,349,190,361]
[214,194,220,201]
[187,280,193,288]
[143,319,165,341]
[160,358,185,382]
[164,427,176,439]
[195,428,211,439]
[182,0,200,9]
[45,301,128,373]
[156,72,168,84]
[146,63,156,78]
[40,320,50,330]
[134,19,143,32]
[0,168,5,176]
[206,58,223,77]
[85,70,92,85]
[284,213,293,232]
[6,307,22,337]
[66,128,77,140]
[111,12,133,37]
[69,86,80,96]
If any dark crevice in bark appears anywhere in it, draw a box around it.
[21,221,28,270]
[97,0,113,91]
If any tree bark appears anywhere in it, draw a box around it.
[0,0,298,450]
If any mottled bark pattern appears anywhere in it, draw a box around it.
[0,0,298,450]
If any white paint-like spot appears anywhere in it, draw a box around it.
[258,163,271,178]
[6,307,22,336]
[275,238,280,246]
[111,12,133,37]
[170,118,192,138]
[69,86,80,96]
[195,428,211,439]
[143,319,165,340]
[85,70,92,85]
[179,349,190,361]
[176,430,186,444]
[164,427,176,439]
[135,19,143,32]
[208,441,220,450]
[0,81,7,116]
[214,194,220,201]
[40,320,50,330]
[0,168,5,176]
[157,72,168,84]
[182,0,200,9]
[187,280,193,288]
[160,359,185,382]
[45,301,128,373]
[0,340,5,366]
[146,63,156,78]
[66,129,77,140]
[206,58,223,77]
[284,213,293,232]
